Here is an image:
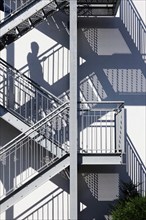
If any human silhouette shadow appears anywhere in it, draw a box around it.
[27,42,50,90]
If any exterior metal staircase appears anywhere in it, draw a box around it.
[0,102,70,213]
[0,154,70,214]
[0,0,69,50]
[1,1,140,218]
[0,99,126,213]
[78,101,125,164]
[66,0,121,17]
[0,58,69,153]
[0,0,121,50]
[0,58,63,127]
[120,0,146,63]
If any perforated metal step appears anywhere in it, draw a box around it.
[65,0,121,17]
[0,0,68,50]
[0,0,121,50]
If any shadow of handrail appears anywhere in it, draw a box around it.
[0,57,62,104]
[126,135,146,196]
[120,0,146,62]
[14,189,69,220]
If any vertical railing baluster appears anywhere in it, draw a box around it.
[81,108,83,153]
[95,110,97,153]
[14,145,17,189]
[110,111,112,153]
[105,110,107,153]
[62,47,64,79]
[120,0,146,62]
[127,136,146,196]
[115,111,117,153]
[62,192,64,220]
[8,152,10,192]
[100,110,102,153]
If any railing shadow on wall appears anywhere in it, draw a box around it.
[77,21,146,106]
[0,58,64,125]
[126,135,146,196]
[11,11,145,106]
[19,42,70,87]
[14,188,70,220]
[120,0,146,62]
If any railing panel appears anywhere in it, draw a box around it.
[120,0,146,62]
[42,46,70,86]
[0,0,67,22]
[0,58,62,125]
[79,102,125,154]
[0,102,69,200]
[0,0,34,19]
[126,135,146,196]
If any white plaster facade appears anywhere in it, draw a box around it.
[0,1,145,219]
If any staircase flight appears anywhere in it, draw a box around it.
[0,0,68,50]
[0,102,70,213]
[0,0,121,50]
[0,58,63,126]
[0,154,70,214]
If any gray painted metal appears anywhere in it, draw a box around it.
[0,105,66,158]
[64,0,121,16]
[120,0,146,63]
[0,0,55,35]
[0,102,69,203]
[126,136,146,197]
[69,0,78,219]
[0,0,121,49]
[0,155,70,214]
[79,154,122,165]
[0,0,68,50]
[0,58,63,126]
[79,101,125,154]
[115,106,125,153]
[0,105,29,132]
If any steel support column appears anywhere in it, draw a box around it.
[69,0,78,219]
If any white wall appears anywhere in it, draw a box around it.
[133,0,146,24]
[0,1,146,219]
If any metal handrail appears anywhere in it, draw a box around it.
[120,0,146,31]
[0,58,66,126]
[126,135,146,196]
[0,58,62,105]
[79,101,124,109]
[79,101,125,154]
[0,101,69,154]
[0,0,40,23]
[120,0,146,61]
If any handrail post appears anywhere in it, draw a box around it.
[122,108,126,154]
[115,106,125,154]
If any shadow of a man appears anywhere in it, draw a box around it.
[27,42,44,84]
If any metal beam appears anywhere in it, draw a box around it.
[69,0,78,219]
[0,155,70,214]
[79,154,122,165]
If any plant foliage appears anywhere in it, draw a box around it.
[111,180,146,220]
[111,196,146,220]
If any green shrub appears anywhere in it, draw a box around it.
[120,180,140,201]
[111,196,146,220]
